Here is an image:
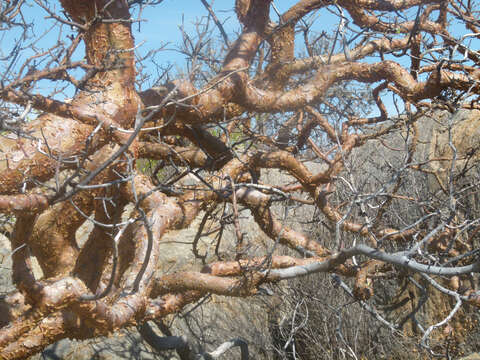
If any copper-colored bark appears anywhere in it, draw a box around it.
[0,0,479,358]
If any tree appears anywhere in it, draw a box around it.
[1,0,480,358]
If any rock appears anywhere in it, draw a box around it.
[426,109,480,192]
[459,354,480,360]
[0,233,13,294]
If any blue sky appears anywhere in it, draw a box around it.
[2,0,337,76]
[0,0,333,94]
[1,1,476,116]
[1,0,338,99]
[131,0,338,80]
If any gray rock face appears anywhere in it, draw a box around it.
[459,354,480,360]
[0,233,14,294]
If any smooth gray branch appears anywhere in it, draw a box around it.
[266,244,480,280]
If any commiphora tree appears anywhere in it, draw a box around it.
[0,0,480,358]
